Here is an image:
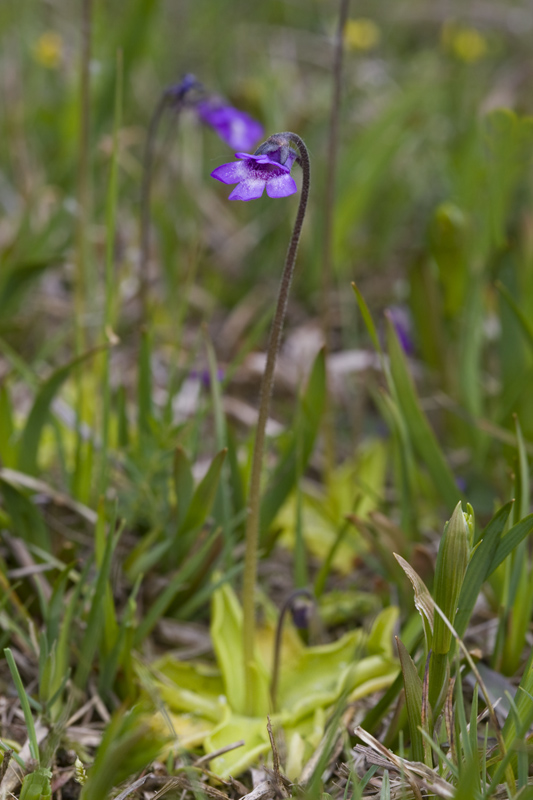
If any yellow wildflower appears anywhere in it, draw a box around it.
[345,18,381,52]
[33,31,63,69]
[441,22,488,63]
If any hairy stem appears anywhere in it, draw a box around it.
[242,132,311,714]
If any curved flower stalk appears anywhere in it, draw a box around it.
[211,132,311,713]
[139,74,263,312]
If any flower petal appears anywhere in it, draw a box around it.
[284,150,297,170]
[222,114,263,151]
[235,152,290,172]
[266,174,298,198]
[228,178,265,201]
[197,103,263,150]
[211,161,249,185]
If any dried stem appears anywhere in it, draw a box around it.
[242,132,311,714]
[73,0,93,492]
[321,0,350,471]
[139,91,173,321]
[75,0,92,356]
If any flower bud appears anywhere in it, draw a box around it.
[433,501,472,654]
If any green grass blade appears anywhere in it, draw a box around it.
[260,348,326,538]
[396,637,425,763]
[94,499,119,656]
[99,575,142,698]
[386,316,460,508]
[487,513,533,576]
[173,446,195,529]
[204,328,233,559]
[351,283,382,355]
[133,527,220,645]
[137,327,153,443]
[4,648,40,763]
[496,280,533,353]
[74,514,120,690]
[18,346,106,476]
[53,559,93,705]
[0,384,17,467]
[0,477,50,550]
[454,501,513,638]
[177,447,227,536]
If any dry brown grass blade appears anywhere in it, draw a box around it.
[194,739,245,767]
[393,553,434,632]
[0,468,98,525]
[354,725,460,800]
[444,676,456,768]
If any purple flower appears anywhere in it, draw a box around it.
[211,147,298,201]
[189,367,225,389]
[387,305,415,356]
[163,77,263,151]
[196,98,263,151]
[165,74,202,104]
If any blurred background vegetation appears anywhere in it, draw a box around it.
[2,0,533,794]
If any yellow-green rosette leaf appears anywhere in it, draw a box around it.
[20,769,53,800]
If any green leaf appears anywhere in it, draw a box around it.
[204,714,271,778]
[396,638,426,764]
[483,109,533,248]
[260,348,326,538]
[454,501,513,638]
[4,648,41,763]
[432,502,471,654]
[211,582,270,717]
[514,416,530,523]
[74,513,119,689]
[79,706,166,800]
[487,513,533,576]
[150,656,224,721]
[177,448,227,536]
[0,384,16,467]
[43,560,76,651]
[351,283,382,355]
[52,559,92,713]
[133,527,220,645]
[99,575,141,698]
[429,202,469,318]
[19,768,52,800]
[496,280,533,354]
[173,446,194,529]
[0,477,50,550]
[386,317,460,508]
[94,499,119,657]
[18,346,105,476]
[137,327,153,443]
[394,554,434,648]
